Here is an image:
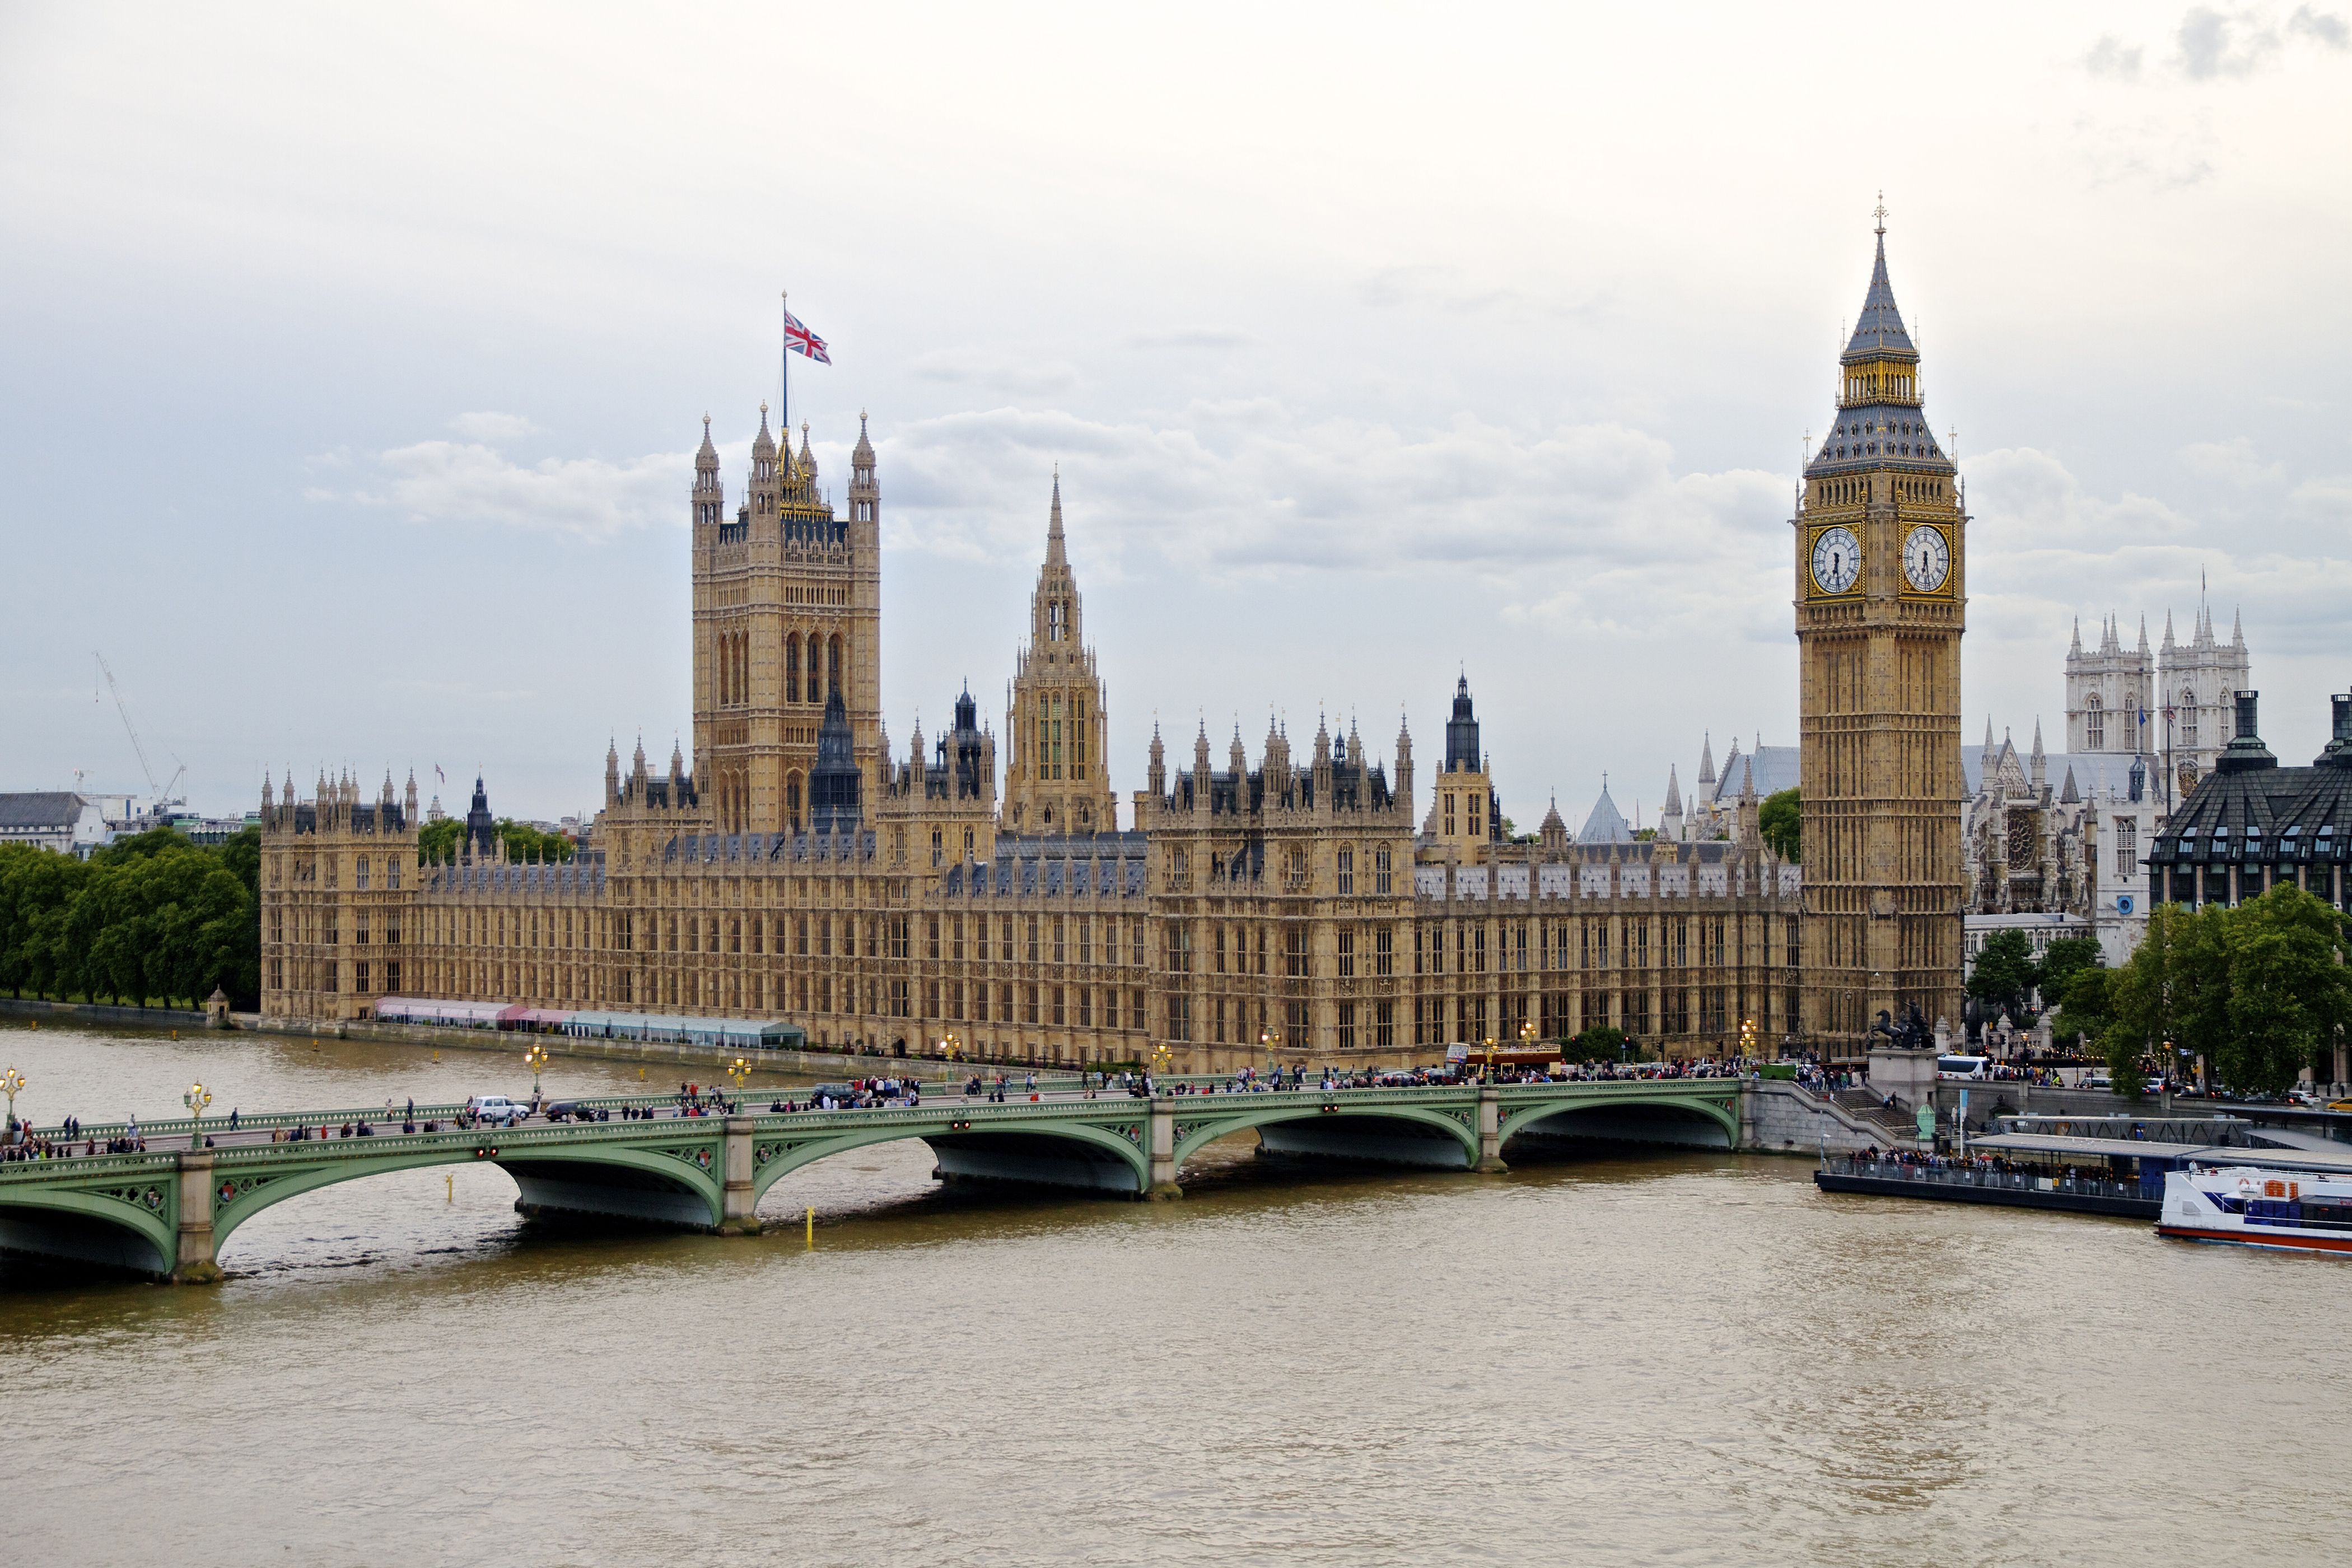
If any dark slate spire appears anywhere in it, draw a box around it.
[809,688,862,833]
[1444,674,1480,773]
[1842,200,1916,362]
[465,774,495,857]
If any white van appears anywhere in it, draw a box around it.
[465,1094,530,1126]
[1936,1054,1991,1081]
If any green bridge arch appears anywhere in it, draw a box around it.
[208,1141,729,1250]
[1169,1102,1482,1169]
[0,1182,179,1275]
[1496,1091,1741,1150]
[748,1117,1151,1202]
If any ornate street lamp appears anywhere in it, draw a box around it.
[1,1066,25,1132]
[523,1042,552,1099]
[725,1055,753,1104]
[184,1080,212,1142]
[1483,1034,1496,1081]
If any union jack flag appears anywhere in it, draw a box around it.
[785,310,831,365]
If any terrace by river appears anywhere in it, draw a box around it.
[2,1023,2345,1567]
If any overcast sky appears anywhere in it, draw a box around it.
[4,3,2348,830]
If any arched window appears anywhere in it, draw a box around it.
[805,637,821,703]
[2085,693,2104,750]
[2180,689,2199,749]
[1337,844,1355,895]
[785,774,803,830]
[827,634,842,700]
[785,633,801,703]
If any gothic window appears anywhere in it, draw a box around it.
[1048,600,1066,642]
[1337,845,1355,895]
[355,857,370,890]
[785,634,801,702]
[2180,690,2198,749]
[2086,694,2104,751]
[1469,793,1483,838]
[1443,792,1457,837]
[1337,928,1356,977]
[2114,817,2138,878]
[1375,926,1393,977]
[827,635,842,699]
[1374,845,1392,894]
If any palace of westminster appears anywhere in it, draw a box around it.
[259,225,1980,1068]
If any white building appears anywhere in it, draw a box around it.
[0,792,111,856]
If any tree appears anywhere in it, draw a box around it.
[1759,788,1800,863]
[2034,935,2104,1002]
[2216,885,2352,1098]
[417,818,465,863]
[1569,1025,1627,1060]
[1967,929,2037,1018]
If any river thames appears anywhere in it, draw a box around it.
[2,1023,2344,1566]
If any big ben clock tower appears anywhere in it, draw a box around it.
[1795,205,1966,1052]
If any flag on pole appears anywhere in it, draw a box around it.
[784,310,831,365]
[435,763,446,784]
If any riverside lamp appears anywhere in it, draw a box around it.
[184,1081,211,1141]
[725,1056,753,1103]
[524,1042,552,1098]
[2,1066,25,1131]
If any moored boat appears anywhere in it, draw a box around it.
[2158,1165,2352,1255]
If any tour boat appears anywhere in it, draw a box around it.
[2158,1165,2352,1255]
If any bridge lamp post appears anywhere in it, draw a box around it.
[1,1066,25,1133]
[524,1043,552,1100]
[183,1081,211,1143]
[1482,1035,1496,1082]
[725,1056,752,1105]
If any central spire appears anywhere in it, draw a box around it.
[1046,465,1066,567]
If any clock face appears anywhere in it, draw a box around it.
[1810,526,1861,595]
[1902,525,1950,592]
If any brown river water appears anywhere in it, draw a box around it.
[2,1023,2345,1567]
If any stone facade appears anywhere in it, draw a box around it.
[260,236,1953,1065]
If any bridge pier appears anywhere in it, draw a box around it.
[1474,1088,1509,1174]
[1145,1099,1183,1200]
[715,1117,762,1235]
[173,1151,223,1284]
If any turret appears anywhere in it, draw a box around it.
[848,409,878,535]
[605,740,621,806]
[1394,715,1414,816]
[693,414,721,529]
[1147,722,1166,797]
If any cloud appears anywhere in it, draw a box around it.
[321,439,686,539]
[865,400,1791,641]
[908,348,1079,395]
[2288,4,2351,47]
[449,410,539,441]
[2177,6,2282,77]
[2084,34,2146,78]
[1124,328,1252,350]
[2176,436,2284,486]
[1963,445,2352,658]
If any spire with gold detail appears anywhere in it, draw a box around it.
[1806,198,1952,481]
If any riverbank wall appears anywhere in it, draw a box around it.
[0,996,214,1032]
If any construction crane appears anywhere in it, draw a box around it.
[94,652,185,807]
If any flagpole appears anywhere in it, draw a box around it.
[780,290,790,436]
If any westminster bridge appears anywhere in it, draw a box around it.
[0,1075,1859,1282]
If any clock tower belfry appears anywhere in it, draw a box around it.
[1794,207,1966,1052]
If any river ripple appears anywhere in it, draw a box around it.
[1,1024,2343,1567]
